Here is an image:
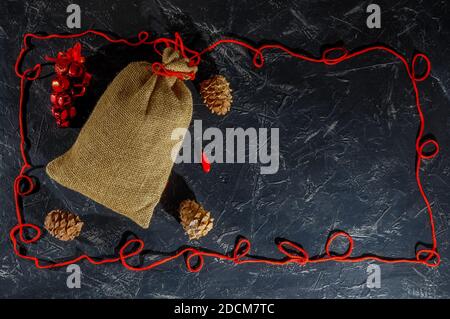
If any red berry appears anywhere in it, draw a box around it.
[69,106,77,118]
[52,110,61,120]
[55,60,70,75]
[51,76,70,93]
[50,93,71,106]
[57,94,72,107]
[60,120,70,128]
[56,119,64,127]
[50,93,58,105]
[60,109,69,121]
[68,62,84,78]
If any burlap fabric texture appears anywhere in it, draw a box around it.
[47,47,197,228]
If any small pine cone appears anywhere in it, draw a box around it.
[179,200,214,240]
[44,209,83,241]
[199,75,233,115]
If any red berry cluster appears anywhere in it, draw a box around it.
[48,43,91,127]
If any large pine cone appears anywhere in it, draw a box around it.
[199,75,233,115]
[44,209,83,241]
[179,199,214,240]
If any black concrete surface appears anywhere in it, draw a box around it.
[0,0,449,298]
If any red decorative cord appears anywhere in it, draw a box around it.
[11,30,440,272]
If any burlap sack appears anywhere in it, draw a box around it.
[46,47,197,228]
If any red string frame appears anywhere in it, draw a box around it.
[11,30,440,272]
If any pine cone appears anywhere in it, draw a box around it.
[44,209,83,241]
[199,75,233,115]
[179,199,214,240]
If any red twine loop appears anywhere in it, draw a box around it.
[151,62,195,81]
[150,32,197,80]
[416,249,441,267]
[252,51,265,68]
[411,53,431,82]
[118,239,145,271]
[137,31,150,43]
[11,30,441,272]
[10,223,42,246]
[14,174,35,197]
[233,238,251,262]
[325,231,354,260]
[418,139,439,160]
[322,47,349,65]
[277,241,309,265]
[24,64,42,81]
[185,250,206,272]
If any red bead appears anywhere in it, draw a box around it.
[69,106,77,118]
[59,120,70,128]
[51,76,70,93]
[57,94,71,107]
[68,62,84,78]
[55,60,70,75]
[50,93,71,107]
[52,108,61,120]
[50,93,58,105]
[60,109,69,121]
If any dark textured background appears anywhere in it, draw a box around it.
[1,0,449,298]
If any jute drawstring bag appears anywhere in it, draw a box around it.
[46,47,197,228]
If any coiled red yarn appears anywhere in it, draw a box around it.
[11,30,440,272]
